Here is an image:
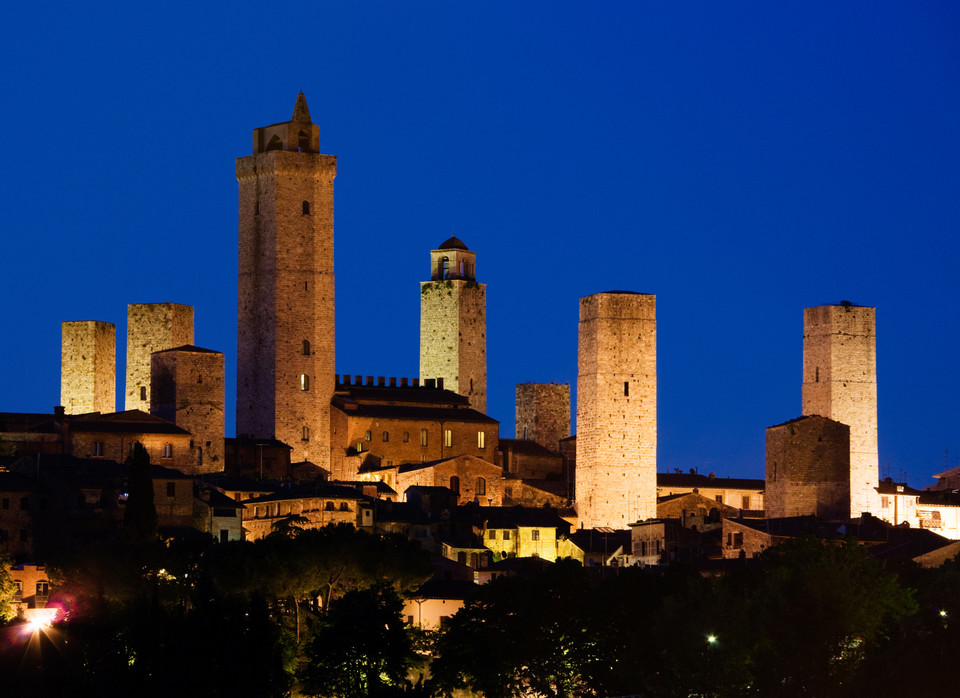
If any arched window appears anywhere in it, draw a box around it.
[302,200,311,215]
[340,502,350,511]
[476,477,486,496]
[403,431,410,443]
[302,339,310,355]
[266,134,282,151]
[450,476,460,494]
[382,431,389,442]
[302,426,310,441]
[298,130,309,152]
[161,443,173,459]
[441,256,449,279]
[325,502,335,511]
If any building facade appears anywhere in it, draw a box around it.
[236,93,336,469]
[575,292,657,529]
[515,382,570,452]
[419,236,487,413]
[802,303,878,517]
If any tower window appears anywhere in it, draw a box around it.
[302,201,311,215]
[403,431,409,443]
[302,426,310,441]
[140,386,147,401]
[420,429,428,447]
[624,381,629,396]
[197,447,203,467]
[441,257,449,279]
[302,339,311,355]
[300,374,310,391]
[444,430,453,448]
[477,431,486,449]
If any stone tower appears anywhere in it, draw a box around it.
[236,93,336,467]
[802,302,878,518]
[516,382,570,452]
[151,345,225,473]
[576,292,657,529]
[61,321,116,414]
[419,236,487,412]
[125,303,194,411]
[766,415,851,520]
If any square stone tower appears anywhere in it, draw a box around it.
[515,382,570,452]
[151,345,225,473]
[576,292,657,529]
[766,415,851,520]
[236,93,336,468]
[125,303,195,411]
[802,302,878,518]
[61,321,116,414]
[419,236,486,413]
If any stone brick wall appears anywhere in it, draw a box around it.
[151,347,225,473]
[236,131,336,471]
[420,269,487,412]
[395,455,503,506]
[515,383,570,452]
[576,292,657,529]
[70,430,193,472]
[61,321,115,414]
[802,303,878,517]
[125,303,194,411]
[766,415,851,520]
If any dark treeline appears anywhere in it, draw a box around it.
[1,532,958,698]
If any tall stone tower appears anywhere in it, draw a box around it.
[419,236,486,413]
[61,321,116,414]
[516,382,570,452]
[125,303,194,411]
[576,292,657,529]
[802,302,878,517]
[236,93,336,468]
[151,345,225,473]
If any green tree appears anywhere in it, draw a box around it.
[301,583,416,698]
[0,554,18,622]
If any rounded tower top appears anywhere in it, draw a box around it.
[437,235,469,251]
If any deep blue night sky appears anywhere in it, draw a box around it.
[2,3,958,487]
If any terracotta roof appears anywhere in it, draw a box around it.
[68,410,189,435]
[657,472,764,490]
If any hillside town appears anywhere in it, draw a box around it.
[1,95,958,695]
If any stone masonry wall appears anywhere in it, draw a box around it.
[151,347,225,474]
[419,279,487,413]
[61,321,115,414]
[766,415,850,520]
[802,304,878,517]
[515,382,570,452]
[125,304,194,412]
[236,149,336,469]
[576,292,657,529]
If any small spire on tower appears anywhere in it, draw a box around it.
[292,92,312,124]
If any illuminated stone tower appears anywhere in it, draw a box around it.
[516,382,570,452]
[125,303,194,411]
[236,93,336,467]
[151,345,225,473]
[576,292,657,529]
[61,320,115,414]
[419,236,486,412]
[802,302,878,517]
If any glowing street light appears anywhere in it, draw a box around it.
[706,634,718,645]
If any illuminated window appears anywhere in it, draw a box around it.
[302,200,311,215]
[477,431,486,449]
[161,443,173,459]
[365,430,372,442]
[476,477,486,496]
[444,430,452,448]
[420,429,428,447]
[300,374,310,391]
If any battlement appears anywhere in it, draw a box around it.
[336,375,447,390]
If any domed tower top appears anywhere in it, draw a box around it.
[251,92,321,154]
[430,235,476,281]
